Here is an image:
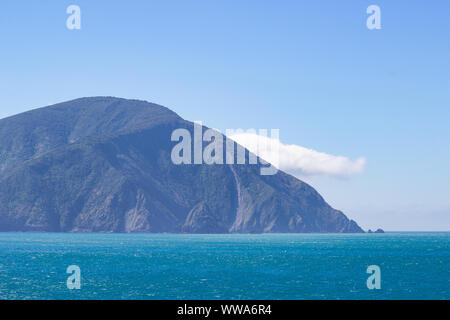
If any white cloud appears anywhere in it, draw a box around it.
[229,132,366,178]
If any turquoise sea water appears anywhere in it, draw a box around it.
[0,232,448,300]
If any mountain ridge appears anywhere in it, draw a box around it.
[0,97,364,233]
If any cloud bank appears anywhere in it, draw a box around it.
[229,133,366,178]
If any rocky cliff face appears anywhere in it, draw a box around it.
[0,97,363,233]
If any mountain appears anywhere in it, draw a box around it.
[0,97,363,233]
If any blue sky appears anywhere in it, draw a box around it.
[0,0,449,230]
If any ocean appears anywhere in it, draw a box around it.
[0,232,448,300]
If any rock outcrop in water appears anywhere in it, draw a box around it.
[368,229,385,234]
[0,97,364,233]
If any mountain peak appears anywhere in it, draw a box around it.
[0,98,364,234]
